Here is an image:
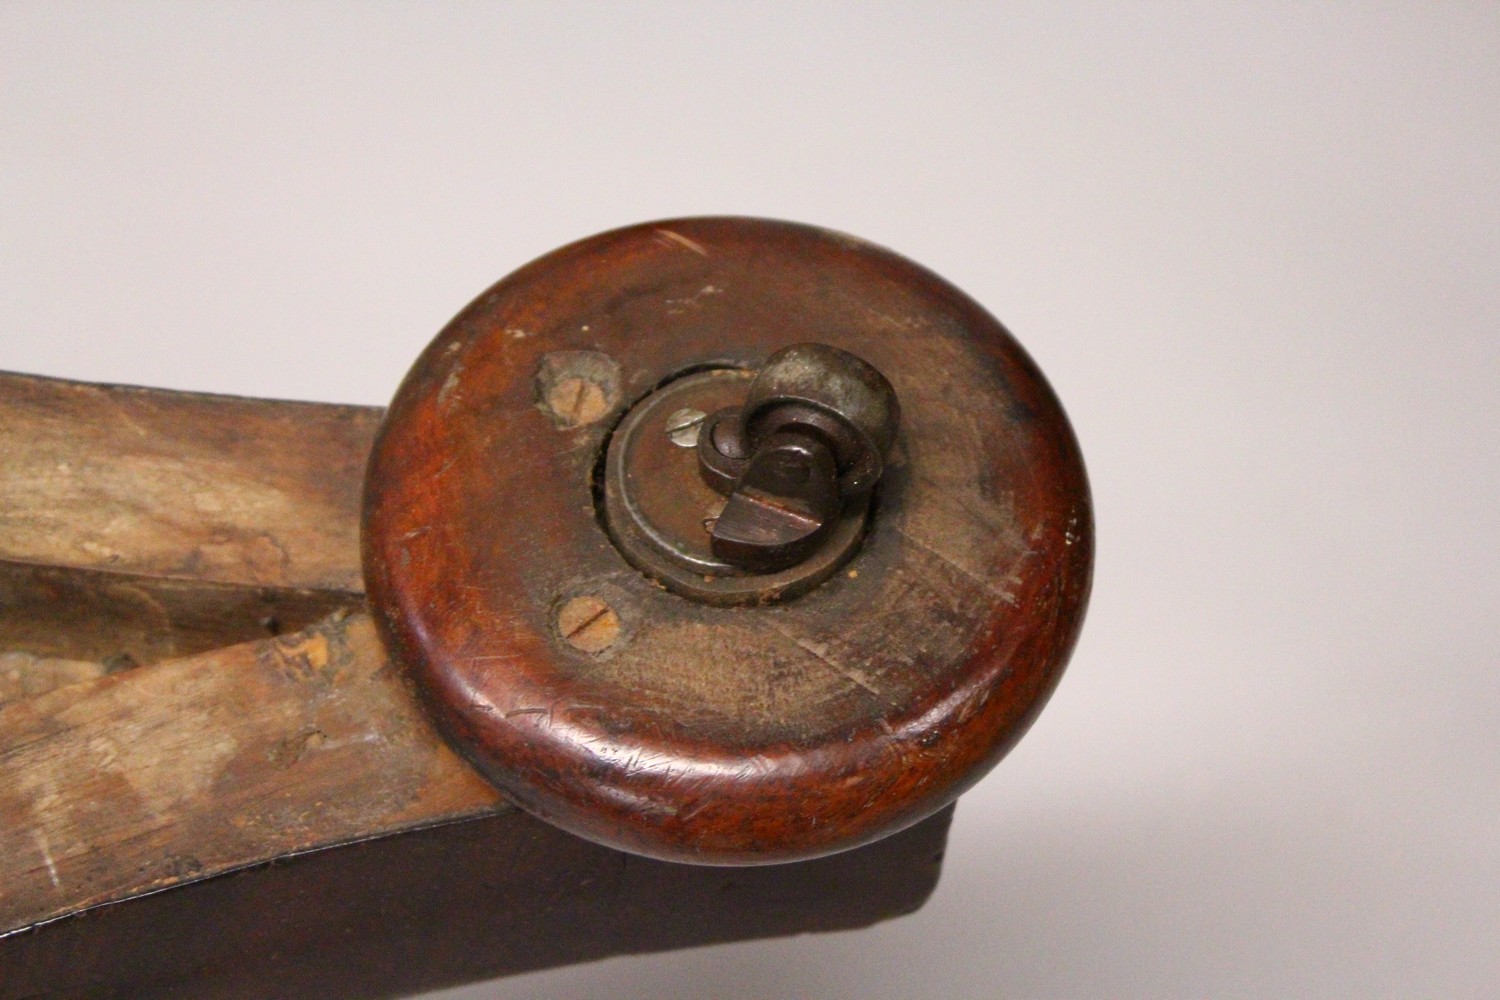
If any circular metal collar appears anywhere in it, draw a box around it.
[602,367,868,606]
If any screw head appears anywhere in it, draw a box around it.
[545,377,609,428]
[556,596,620,654]
[664,407,707,447]
[534,350,621,429]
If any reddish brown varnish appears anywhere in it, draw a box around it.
[363,217,1093,864]
[0,370,951,997]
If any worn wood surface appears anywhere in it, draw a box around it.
[0,370,952,997]
[0,371,378,701]
[364,217,1094,864]
[0,611,501,933]
[0,373,447,938]
[0,371,378,591]
[0,560,359,705]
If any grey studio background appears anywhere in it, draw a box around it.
[3,5,1496,999]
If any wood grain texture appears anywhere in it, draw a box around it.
[0,560,360,705]
[0,371,375,701]
[0,365,953,998]
[0,611,502,932]
[0,372,379,592]
[0,605,948,997]
[364,217,1094,865]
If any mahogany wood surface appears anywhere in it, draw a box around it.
[364,217,1094,865]
[0,371,952,998]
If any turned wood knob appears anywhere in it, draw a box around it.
[362,217,1092,864]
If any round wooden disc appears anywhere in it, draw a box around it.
[363,217,1093,864]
